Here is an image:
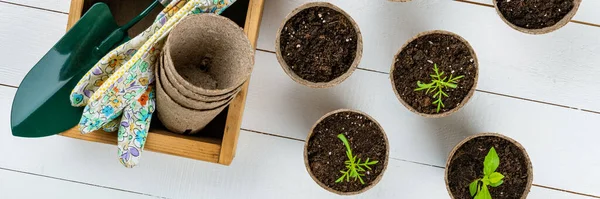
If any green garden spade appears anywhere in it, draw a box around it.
[11,1,160,137]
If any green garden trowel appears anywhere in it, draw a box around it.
[11,1,160,138]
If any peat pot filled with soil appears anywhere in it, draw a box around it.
[276,2,362,88]
[445,133,533,199]
[390,30,478,118]
[304,109,389,195]
[494,0,581,34]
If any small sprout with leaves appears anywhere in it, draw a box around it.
[414,63,464,113]
[335,134,378,184]
[469,147,505,199]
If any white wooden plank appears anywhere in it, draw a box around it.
[0,169,155,199]
[0,86,591,199]
[0,2,67,87]
[257,0,600,112]
[242,51,600,196]
[1,0,70,13]
[459,0,600,26]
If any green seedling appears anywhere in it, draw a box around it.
[414,63,464,113]
[469,147,505,199]
[335,134,378,184]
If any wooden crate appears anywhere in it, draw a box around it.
[60,0,264,165]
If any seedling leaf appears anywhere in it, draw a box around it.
[414,63,465,113]
[484,147,500,175]
[488,172,504,184]
[469,180,480,197]
[335,134,378,185]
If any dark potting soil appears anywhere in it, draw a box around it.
[496,0,574,29]
[392,33,477,114]
[306,111,387,193]
[279,6,358,83]
[447,136,531,199]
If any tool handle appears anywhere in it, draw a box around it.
[122,0,161,31]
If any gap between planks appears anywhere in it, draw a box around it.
[454,0,600,28]
[254,48,600,115]
[0,83,597,198]
[241,128,600,198]
[0,167,168,199]
[0,0,69,15]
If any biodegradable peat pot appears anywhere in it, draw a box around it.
[165,14,254,96]
[445,133,533,199]
[304,109,389,195]
[275,2,362,88]
[159,53,237,103]
[163,44,245,99]
[390,30,478,118]
[158,60,233,110]
[155,67,229,134]
[493,0,581,34]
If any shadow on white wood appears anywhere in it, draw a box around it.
[0,3,66,86]
[257,0,600,112]
[0,86,593,198]
[243,51,600,196]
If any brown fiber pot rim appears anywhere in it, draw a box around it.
[165,14,254,95]
[390,30,479,118]
[493,0,581,35]
[158,56,234,109]
[303,109,389,195]
[444,133,534,199]
[275,2,362,88]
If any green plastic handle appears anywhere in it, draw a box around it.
[94,0,160,56]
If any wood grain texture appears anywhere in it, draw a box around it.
[0,87,592,198]
[59,0,264,165]
[0,169,154,199]
[257,0,600,112]
[1,0,70,13]
[0,3,67,87]
[66,0,82,30]
[458,0,600,26]
[242,51,600,196]
[220,0,265,165]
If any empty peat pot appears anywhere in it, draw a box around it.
[275,2,362,88]
[445,133,533,199]
[390,30,478,118]
[158,54,236,104]
[158,59,232,110]
[304,109,389,195]
[493,0,581,34]
[164,14,254,96]
[155,66,230,134]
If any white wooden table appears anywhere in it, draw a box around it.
[1,0,599,198]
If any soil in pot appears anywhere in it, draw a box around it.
[306,111,387,193]
[393,33,477,115]
[447,136,531,199]
[279,6,358,83]
[496,0,574,29]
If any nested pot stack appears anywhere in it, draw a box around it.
[156,14,254,134]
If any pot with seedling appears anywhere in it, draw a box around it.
[493,0,581,34]
[445,133,533,199]
[275,2,362,88]
[390,30,478,117]
[304,109,389,195]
